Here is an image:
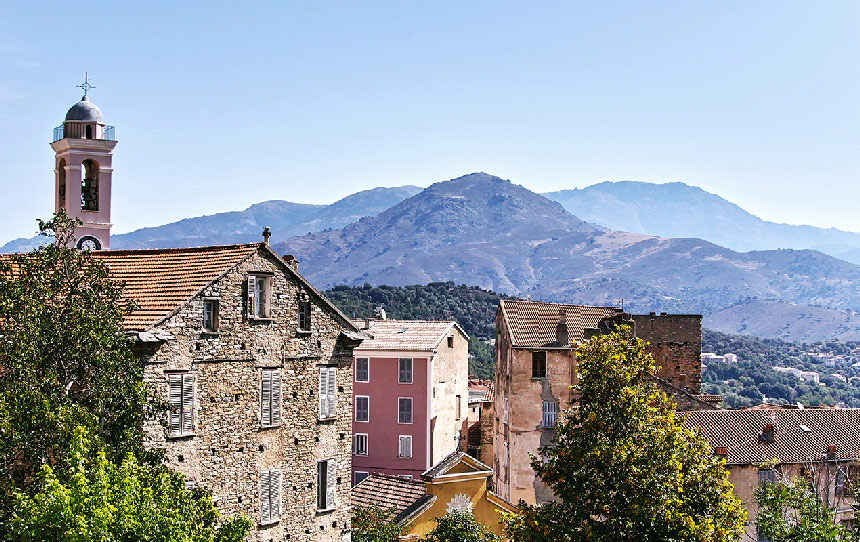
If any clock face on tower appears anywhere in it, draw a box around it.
[76,235,102,251]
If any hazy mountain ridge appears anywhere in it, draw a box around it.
[543,181,860,263]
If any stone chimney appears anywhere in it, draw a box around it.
[556,310,569,346]
[282,254,299,270]
[262,226,271,245]
[363,318,375,330]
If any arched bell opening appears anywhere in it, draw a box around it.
[57,158,67,207]
[81,159,99,211]
[85,124,92,139]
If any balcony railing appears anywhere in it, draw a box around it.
[52,124,116,142]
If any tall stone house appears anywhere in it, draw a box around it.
[685,406,860,540]
[493,299,716,504]
[91,243,365,542]
[350,319,469,482]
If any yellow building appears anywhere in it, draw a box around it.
[352,452,514,540]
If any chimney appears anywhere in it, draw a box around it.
[262,226,271,245]
[827,445,837,460]
[363,318,374,330]
[714,446,728,457]
[556,310,569,347]
[282,254,299,270]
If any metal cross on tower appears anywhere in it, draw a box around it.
[76,72,95,97]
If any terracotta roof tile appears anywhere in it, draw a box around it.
[352,319,465,352]
[351,473,430,522]
[91,244,260,331]
[683,408,860,465]
[500,299,622,347]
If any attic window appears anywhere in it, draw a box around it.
[532,351,547,379]
[448,336,454,348]
[248,274,273,319]
[203,299,219,332]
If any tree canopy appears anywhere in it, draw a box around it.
[422,511,499,542]
[502,326,746,542]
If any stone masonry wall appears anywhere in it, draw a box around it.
[139,248,354,542]
[631,313,702,395]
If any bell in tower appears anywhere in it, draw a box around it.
[50,74,117,250]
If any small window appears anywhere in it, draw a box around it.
[318,367,337,420]
[447,336,454,348]
[355,396,369,422]
[504,398,509,425]
[203,299,219,332]
[398,435,413,458]
[399,358,413,383]
[247,274,273,319]
[355,358,369,382]
[836,467,847,497]
[354,433,368,455]
[758,469,776,487]
[317,459,336,510]
[260,469,281,524]
[456,395,461,420]
[398,397,413,424]
[168,373,194,437]
[532,351,547,379]
[261,369,282,427]
[542,401,558,428]
[353,471,369,486]
[298,301,311,331]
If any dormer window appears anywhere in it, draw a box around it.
[203,299,219,332]
[248,274,273,319]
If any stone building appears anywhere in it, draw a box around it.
[92,242,365,542]
[493,299,715,505]
[684,406,860,540]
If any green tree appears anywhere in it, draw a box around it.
[502,326,746,542]
[352,505,403,542]
[422,511,499,542]
[755,476,856,542]
[12,426,251,542]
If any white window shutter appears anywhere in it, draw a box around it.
[260,470,271,523]
[327,367,336,417]
[247,276,256,317]
[181,375,194,435]
[271,370,281,425]
[318,368,328,419]
[261,370,272,426]
[326,460,336,509]
[271,470,281,520]
[168,375,182,435]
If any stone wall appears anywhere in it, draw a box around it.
[139,248,354,542]
[430,327,470,465]
[631,313,702,395]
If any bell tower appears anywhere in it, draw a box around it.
[50,75,117,250]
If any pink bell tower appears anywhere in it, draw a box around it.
[50,74,117,250]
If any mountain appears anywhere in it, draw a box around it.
[0,185,422,252]
[543,181,860,263]
[274,173,860,340]
[705,300,860,343]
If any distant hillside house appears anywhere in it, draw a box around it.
[350,318,469,483]
[685,406,860,540]
[93,242,365,542]
[494,300,716,505]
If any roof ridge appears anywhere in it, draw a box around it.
[92,243,263,256]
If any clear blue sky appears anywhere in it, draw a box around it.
[1,1,858,241]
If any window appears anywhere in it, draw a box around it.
[398,435,413,458]
[398,358,413,383]
[836,467,847,497]
[260,469,281,524]
[247,274,273,319]
[758,469,776,486]
[532,351,546,378]
[318,367,337,420]
[317,459,336,510]
[260,369,281,427]
[504,398,509,425]
[355,357,369,382]
[353,471,369,486]
[447,336,454,348]
[398,474,413,479]
[298,301,311,331]
[355,395,369,422]
[542,401,558,428]
[398,397,413,424]
[456,395,461,420]
[203,299,219,332]
[168,373,194,437]
[354,433,368,455]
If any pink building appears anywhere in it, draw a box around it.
[351,319,469,483]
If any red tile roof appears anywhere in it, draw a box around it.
[499,299,622,347]
[351,473,433,523]
[352,319,466,352]
[91,244,261,331]
[683,408,860,465]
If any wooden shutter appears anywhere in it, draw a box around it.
[168,374,182,435]
[327,367,336,418]
[270,470,281,520]
[260,470,271,523]
[181,374,194,435]
[318,367,328,419]
[261,370,272,426]
[260,277,270,317]
[247,276,256,318]
[326,460,335,509]
[271,370,281,425]
[399,435,412,458]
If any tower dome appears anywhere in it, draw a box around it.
[65,95,104,123]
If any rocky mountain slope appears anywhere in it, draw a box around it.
[544,181,860,263]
